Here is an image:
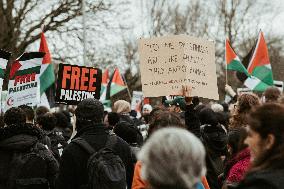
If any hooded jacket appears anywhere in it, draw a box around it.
[55,124,135,189]
[0,124,59,189]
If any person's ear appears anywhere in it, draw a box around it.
[265,134,275,150]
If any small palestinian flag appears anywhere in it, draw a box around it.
[0,49,11,79]
[109,68,127,97]
[6,52,45,109]
[226,39,249,76]
[100,68,109,99]
[244,32,273,91]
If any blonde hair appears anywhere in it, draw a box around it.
[113,100,131,114]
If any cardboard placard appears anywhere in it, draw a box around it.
[56,64,102,105]
[138,35,219,100]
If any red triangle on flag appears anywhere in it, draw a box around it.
[247,32,270,74]
[112,68,125,86]
[39,32,51,64]
[9,60,22,79]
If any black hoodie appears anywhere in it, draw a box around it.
[0,124,59,189]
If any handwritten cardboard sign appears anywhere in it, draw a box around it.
[56,64,102,105]
[138,35,219,100]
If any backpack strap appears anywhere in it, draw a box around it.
[72,138,96,155]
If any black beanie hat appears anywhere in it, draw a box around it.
[75,98,104,123]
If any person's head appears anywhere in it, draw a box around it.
[113,100,131,114]
[53,112,69,129]
[263,87,281,103]
[165,97,186,113]
[4,107,26,126]
[19,105,35,123]
[106,112,120,128]
[236,93,260,114]
[37,112,56,131]
[75,98,104,130]
[148,111,185,137]
[227,127,248,156]
[129,110,137,118]
[229,93,260,129]
[142,104,153,115]
[35,106,49,118]
[211,103,224,113]
[113,121,137,144]
[198,107,219,127]
[245,103,284,171]
[138,127,206,189]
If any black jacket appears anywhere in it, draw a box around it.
[234,169,284,189]
[184,104,201,138]
[55,124,135,189]
[0,124,59,189]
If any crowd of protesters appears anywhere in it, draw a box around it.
[1,84,284,189]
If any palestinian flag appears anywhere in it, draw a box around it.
[39,32,56,107]
[6,52,44,109]
[226,39,249,76]
[244,32,274,91]
[109,68,127,97]
[0,49,11,79]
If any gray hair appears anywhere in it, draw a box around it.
[138,127,206,189]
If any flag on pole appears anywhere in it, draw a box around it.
[226,39,249,76]
[6,52,44,109]
[244,31,274,91]
[0,49,11,110]
[39,32,56,107]
[109,68,127,97]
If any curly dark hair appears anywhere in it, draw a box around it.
[19,105,35,122]
[4,107,26,126]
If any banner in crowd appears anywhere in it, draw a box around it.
[56,64,102,105]
[6,52,44,109]
[0,49,11,103]
[131,91,143,111]
[138,35,219,100]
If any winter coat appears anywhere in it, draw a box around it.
[0,124,59,189]
[234,169,284,189]
[225,148,250,184]
[131,161,211,189]
[55,124,135,189]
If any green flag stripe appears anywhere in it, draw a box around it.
[11,66,41,80]
[110,84,126,96]
[252,66,273,85]
[0,69,4,79]
[227,59,249,76]
[253,80,270,92]
[40,64,55,95]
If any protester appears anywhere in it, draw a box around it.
[235,103,284,189]
[142,104,152,116]
[132,110,210,189]
[56,98,134,189]
[0,107,58,189]
[35,106,49,118]
[53,112,72,141]
[19,104,35,124]
[105,112,120,130]
[165,96,187,114]
[37,112,67,161]
[221,128,250,188]
[138,127,207,189]
[263,86,281,103]
[229,93,260,129]
[199,107,228,189]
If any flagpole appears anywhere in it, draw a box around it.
[82,0,87,67]
[225,39,228,85]
[121,74,132,100]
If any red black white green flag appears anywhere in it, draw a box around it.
[6,52,44,109]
